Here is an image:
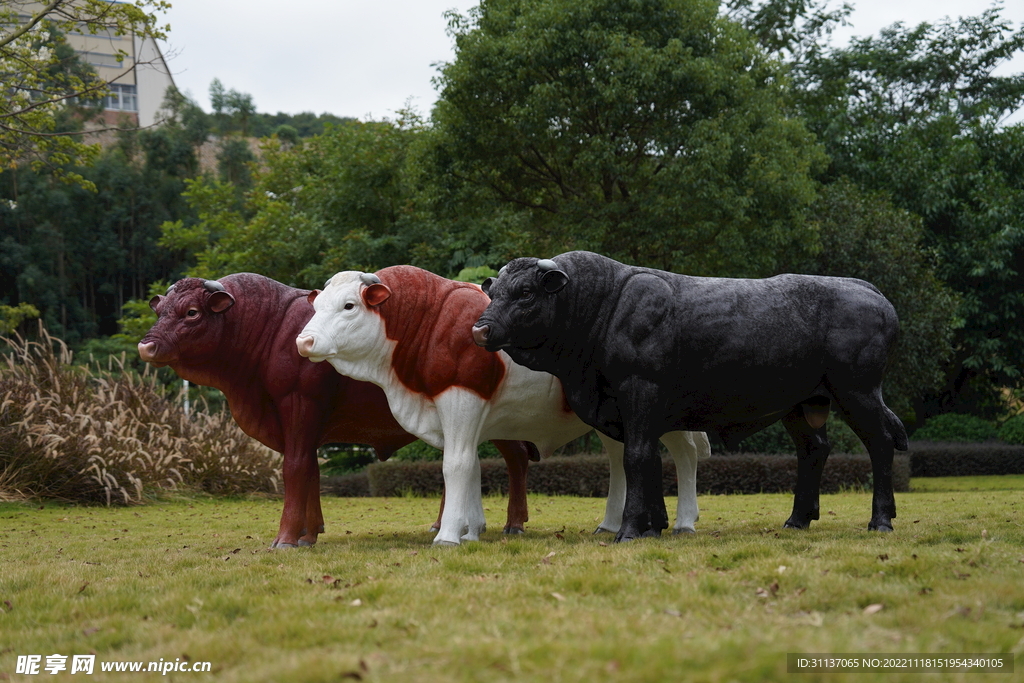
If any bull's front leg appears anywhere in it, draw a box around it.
[272,445,320,549]
[615,380,669,543]
[433,391,488,547]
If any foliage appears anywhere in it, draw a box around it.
[732,416,864,455]
[795,179,959,419]
[429,0,827,276]
[160,117,447,287]
[997,414,1024,445]
[0,0,169,184]
[794,6,1024,414]
[911,413,999,443]
[0,125,198,342]
[0,326,281,504]
[0,301,39,334]
[453,265,497,284]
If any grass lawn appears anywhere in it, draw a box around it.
[2,478,1022,682]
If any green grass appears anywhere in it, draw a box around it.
[2,483,1023,682]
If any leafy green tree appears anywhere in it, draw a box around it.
[0,125,198,342]
[0,0,169,184]
[429,0,827,276]
[161,116,440,287]
[797,179,959,421]
[795,6,1024,415]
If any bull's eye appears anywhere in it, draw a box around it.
[519,288,534,300]
[344,303,355,310]
[186,309,199,317]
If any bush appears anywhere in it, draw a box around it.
[912,413,998,442]
[361,453,910,498]
[1,327,282,504]
[998,415,1024,445]
[907,442,1024,477]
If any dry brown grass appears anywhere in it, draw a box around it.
[0,325,282,504]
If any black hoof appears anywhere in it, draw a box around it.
[783,519,810,530]
[868,523,894,532]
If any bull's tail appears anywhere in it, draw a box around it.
[886,407,909,451]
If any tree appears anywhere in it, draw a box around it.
[160,116,438,288]
[795,6,1024,415]
[798,179,959,422]
[428,0,827,277]
[0,0,170,183]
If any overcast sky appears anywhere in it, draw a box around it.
[158,1,1024,122]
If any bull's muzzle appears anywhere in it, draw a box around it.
[295,334,318,359]
[471,325,489,347]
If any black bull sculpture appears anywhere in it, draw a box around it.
[472,251,908,542]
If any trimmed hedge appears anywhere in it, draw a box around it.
[355,453,910,498]
[907,441,1024,477]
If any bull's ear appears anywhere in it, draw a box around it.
[541,269,569,294]
[307,289,320,305]
[362,283,391,307]
[149,295,162,312]
[481,277,495,295]
[208,291,235,313]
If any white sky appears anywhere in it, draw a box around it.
[158,1,1024,122]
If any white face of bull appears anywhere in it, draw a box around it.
[295,271,392,381]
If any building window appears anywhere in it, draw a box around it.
[105,83,137,112]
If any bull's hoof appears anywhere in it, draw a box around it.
[614,527,662,543]
[429,525,441,533]
[593,526,616,535]
[672,527,696,535]
[503,526,525,535]
[868,522,894,532]
[432,539,460,548]
[270,541,299,549]
[783,519,810,530]
[297,539,314,547]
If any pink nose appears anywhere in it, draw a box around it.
[138,341,157,362]
[295,334,316,357]
[471,325,489,347]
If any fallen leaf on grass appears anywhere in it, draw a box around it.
[350,599,362,607]
[550,592,566,602]
[540,552,556,565]
[863,603,884,615]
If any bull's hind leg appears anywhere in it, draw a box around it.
[661,431,710,534]
[782,403,832,530]
[594,433,625,534]
[492,439,534,534]
[829,387,904,532]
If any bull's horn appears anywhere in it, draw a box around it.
[536,259,558,272]
[360,272,381,285]
[165,283,177,295]
[203,280,225,292]
[498,265,508,277]
[324,277,333,289]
